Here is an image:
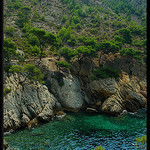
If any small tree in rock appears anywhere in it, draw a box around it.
[95,41,120,66]
[120,48,143,77]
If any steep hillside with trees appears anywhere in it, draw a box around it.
[3,0,147,132]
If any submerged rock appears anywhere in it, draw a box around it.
[86,108,98,113]
[55,111,66,119]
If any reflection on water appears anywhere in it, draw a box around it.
[4,109,147,150]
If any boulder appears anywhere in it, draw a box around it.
[90,73,146,115]
[101,94,124,115]
[89,78,118,101]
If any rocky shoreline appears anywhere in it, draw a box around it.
[3,56,147,133]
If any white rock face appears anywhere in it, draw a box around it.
[3,73,57,131]
[51,75,86,111]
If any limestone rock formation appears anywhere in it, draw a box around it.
[3,73,58,131]
[89,73,147,115]
[50,75,86,111]
[38,59,90,112]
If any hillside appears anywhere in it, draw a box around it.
[4,0,146,62]
[3,0,147,127]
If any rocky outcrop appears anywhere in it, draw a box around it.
[50,75,86,111]
[3,54,147,132]
[89,73,147,115]
[3,73,58,131]
[38,59,90,112]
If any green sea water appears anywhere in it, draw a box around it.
[4,109,147,150]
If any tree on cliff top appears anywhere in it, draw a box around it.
[95,41,120,66]
[29,27,57,61]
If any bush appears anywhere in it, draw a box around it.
[120,48,142,59]
[28,34,40,46]
[136,135,147,149]
[5,26,15,36]
[61,15,67,23]
[58,47,77,60]
[115,28,132,44]
[78,36,97,47]
[9,64,44,83]
[91,67,120,80]
[77,46,96,59]
[3,88,11,96]
[57,61,72,69]
[96,41,120,54]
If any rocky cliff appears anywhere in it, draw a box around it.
[3,55,147,131]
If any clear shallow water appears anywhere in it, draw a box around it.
[4,110,147,150]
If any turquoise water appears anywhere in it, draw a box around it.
[4,110,147,150]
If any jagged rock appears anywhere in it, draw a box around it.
[21,114,30,126]
[27,117,39,129]
[90,78,118,101]
[101,94,124,115]
[72,61,80,74]
[3,139,9,150]
[3,73,58,131]
[90,73,146,115]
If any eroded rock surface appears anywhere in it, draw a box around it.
[3,73,57,131]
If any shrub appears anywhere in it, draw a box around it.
[57,61,72,69]
[61,15,67,23]
[136,135,147,149]
[5,26,15,36]
[32,10,41,20]
[58,47,77,61]
[4,38,17,63]
[67,35,76,46]
[77,46,96,59]
[91,67,120,80]
[28,34,40,46]
[9,64,44,83]
[3,88,11,96]
[96,41,120,54]
[115,28,132,44]
[78,36,97,47]
[120,48,142,59]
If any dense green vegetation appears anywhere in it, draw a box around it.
[91,67,120,80]
[9,64,44,83]
[4,0,146,81]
